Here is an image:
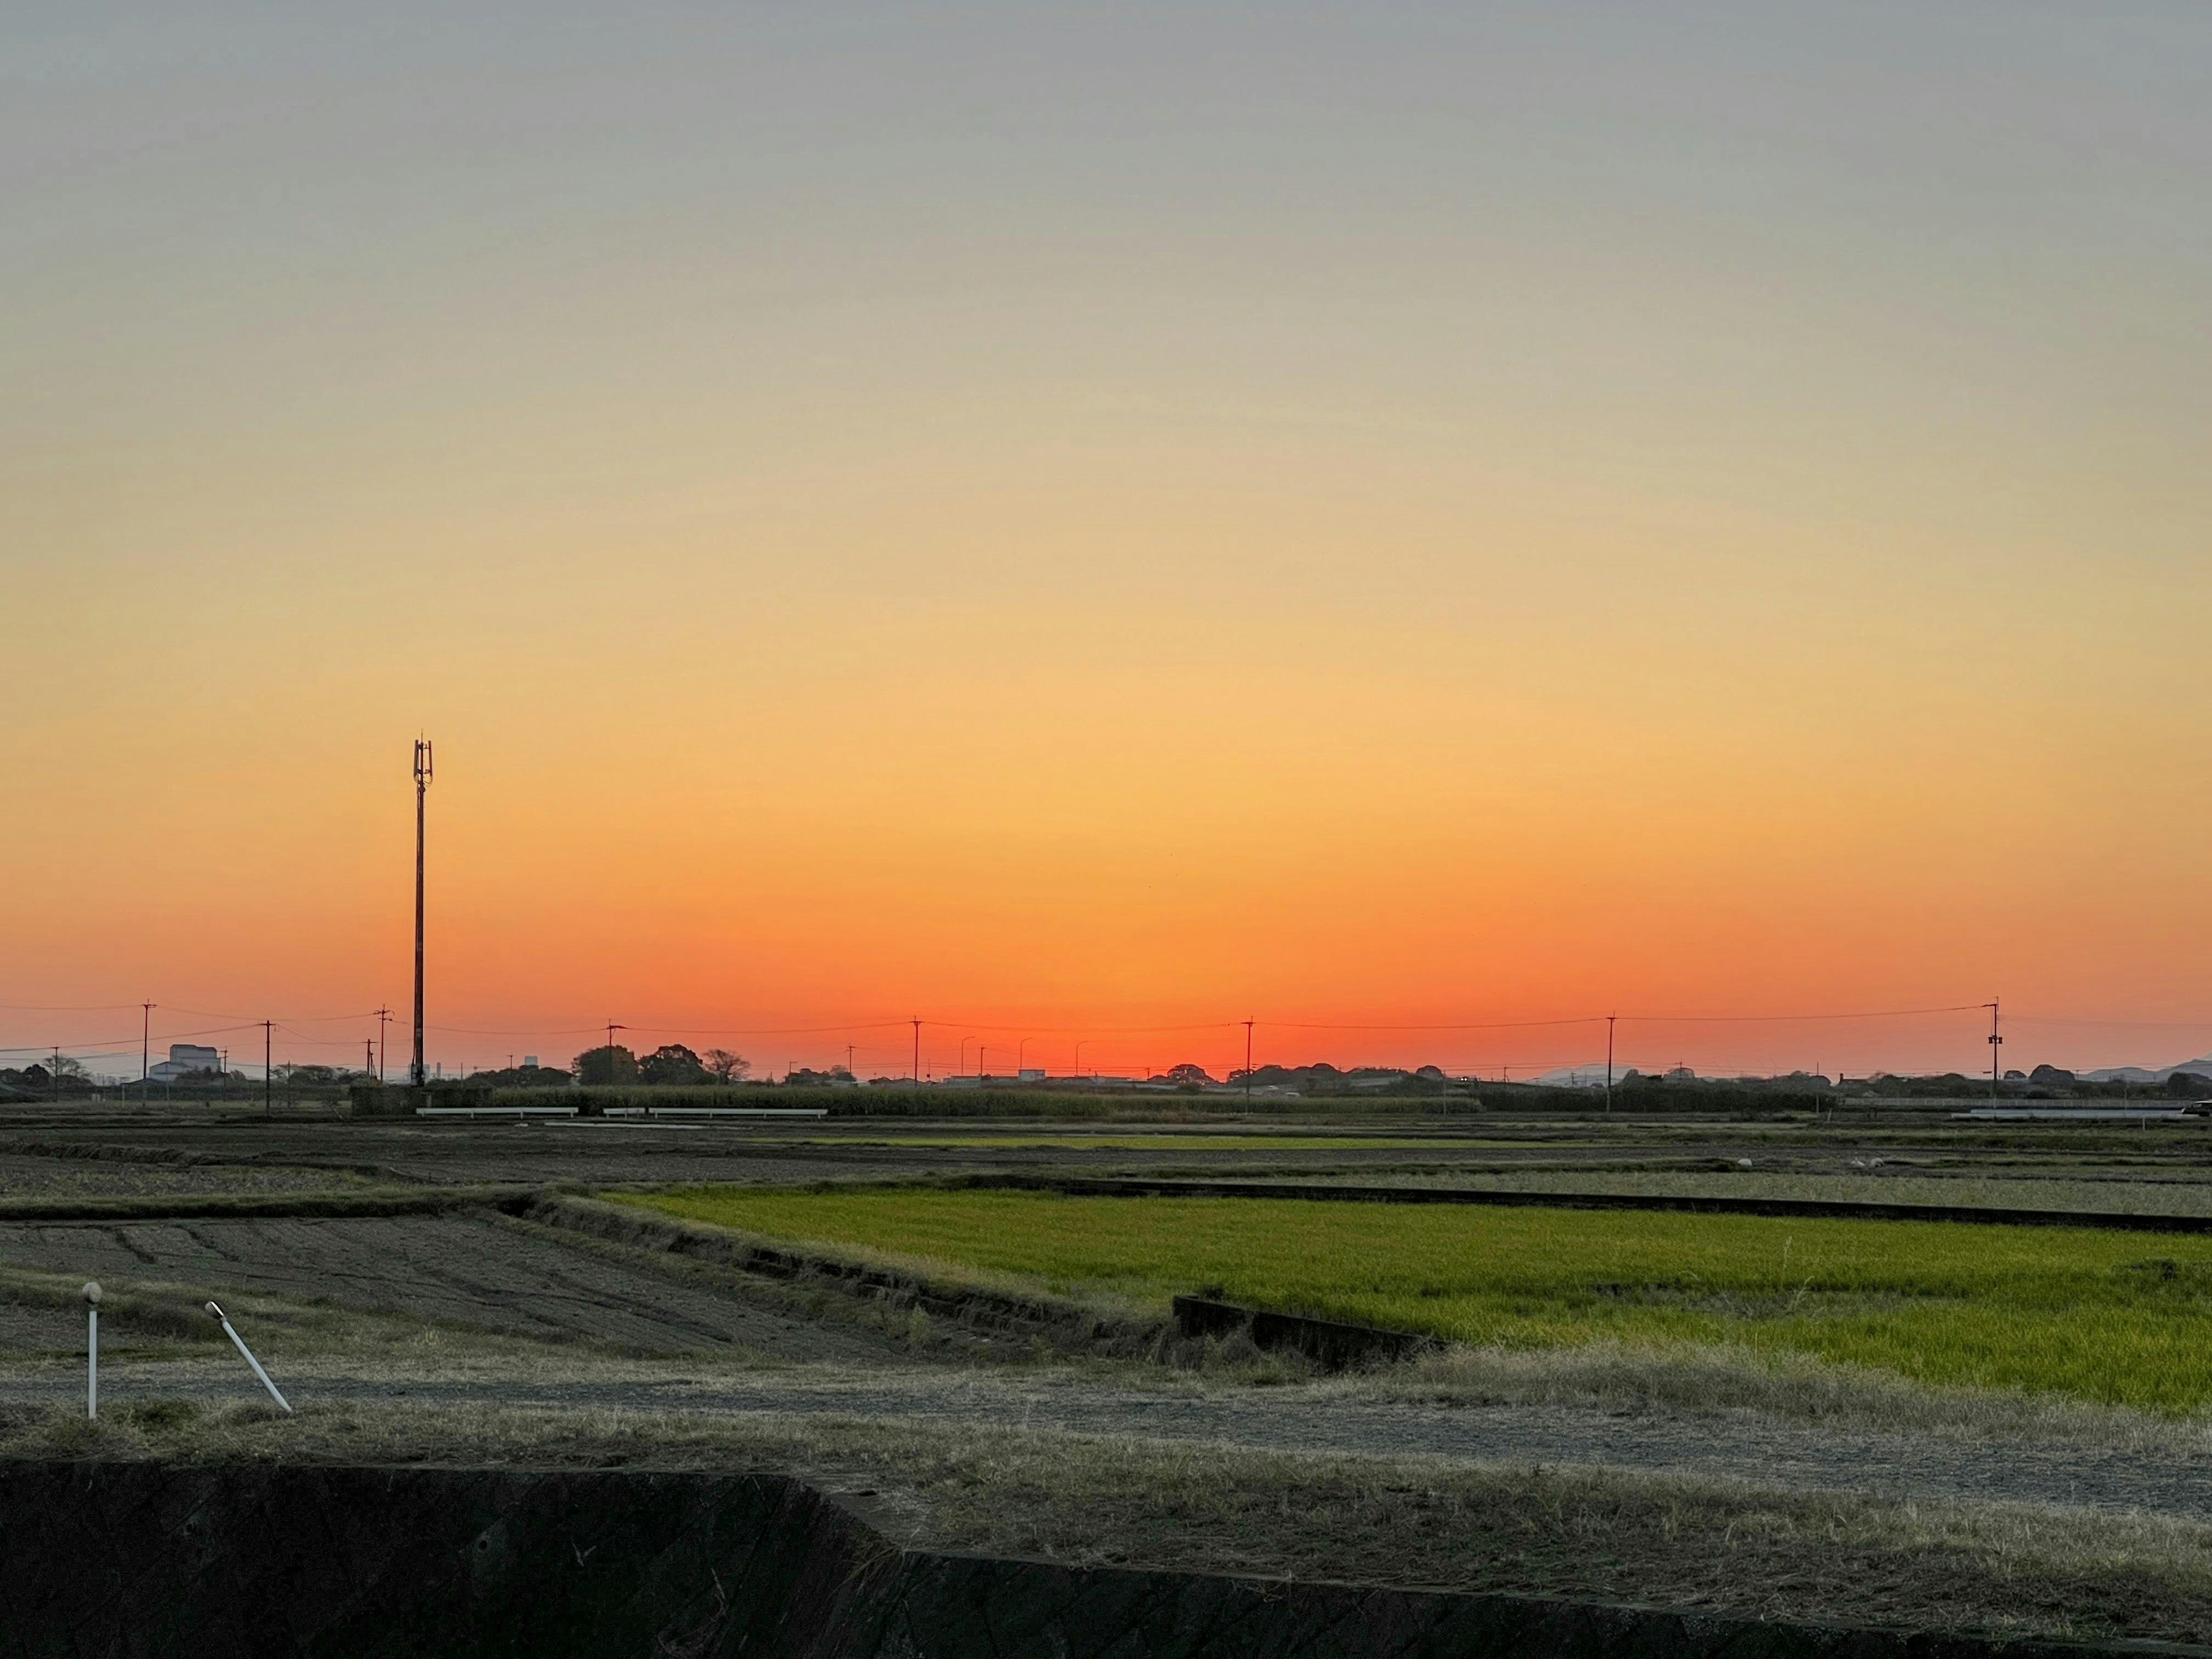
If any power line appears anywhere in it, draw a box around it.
[1611,1003,1990,1024]
[0,1001,145,1012]
[1270,1016,1604,1032]
[2008,1013,2212,1029]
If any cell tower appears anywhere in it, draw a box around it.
[411,738,434,1088]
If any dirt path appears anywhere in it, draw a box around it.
[15,1359,2211,1523]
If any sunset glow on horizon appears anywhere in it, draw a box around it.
[7,3,2210,1081]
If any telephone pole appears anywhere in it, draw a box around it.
[141,1002,153,1099]
[1605,1014,1616,1113]
[1986,1000,2002,1101]
[1243,1018,1254,1099]
[411,738,433,1088]
[262,1020,274,1116]
[911,1018,921,1085]
[374,1006,392,1084]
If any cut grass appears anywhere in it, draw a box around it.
[10,1400,2212,1645]
[623,1185,2212,1414]
[811,1134,1492,1150]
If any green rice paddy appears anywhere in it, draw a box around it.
[624,1185,2212,1412]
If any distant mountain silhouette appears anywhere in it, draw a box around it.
[2081,1052,2212,1084]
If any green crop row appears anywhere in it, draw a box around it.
[622,1185,2212,1412]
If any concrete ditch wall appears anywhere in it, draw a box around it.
[0,1460,2179,1659]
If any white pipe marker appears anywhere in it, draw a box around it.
[83,1281,100,1420]
[205,1300,292,1413]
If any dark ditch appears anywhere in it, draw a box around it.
[959,1172,2212,1234]
[0,1459,2186,1659]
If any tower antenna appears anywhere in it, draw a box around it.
[411,737,433,1088]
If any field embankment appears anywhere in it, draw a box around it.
[14,1403,2212,1650]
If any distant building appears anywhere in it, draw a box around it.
[146,1043,222,1083]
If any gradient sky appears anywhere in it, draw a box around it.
[6,2,2209,1080]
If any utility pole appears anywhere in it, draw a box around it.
[262,1020,274,1116]
[51,1048,61,1101]
[603,1021,626,1082]
[374,1006,392,1084]
[979,1044,987,1083]
[846,1043,855,1078]
[141,1002,153,1099]
[911,1018,921,1085]
[1605,1014,1616,1114]
[1987,1000,2002,1101]
[411,737,433,1088]
[1243,1018,1254,1099]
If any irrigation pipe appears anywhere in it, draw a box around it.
[83,1281,99,1419]
[205,1301,291,1413]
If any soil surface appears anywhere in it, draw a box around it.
[0,1215,904,1358]
[0,1154,377,1199]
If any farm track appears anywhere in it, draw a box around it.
[10,1359,2212,1524]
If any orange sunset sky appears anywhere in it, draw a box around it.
[6,4,2210,1080]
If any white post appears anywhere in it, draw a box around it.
[204,1301,292,1413]
[84,1282,100,1419]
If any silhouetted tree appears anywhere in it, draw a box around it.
[573,1044,638,1085]
[704,1048,750,1084]
[638,1043,711,1086]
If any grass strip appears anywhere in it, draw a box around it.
[0,1185,533,1224]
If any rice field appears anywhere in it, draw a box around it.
[625,1185,2212,1412]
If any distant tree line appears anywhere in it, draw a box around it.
[571,1044,750,1086]
[0,1058,93,1100]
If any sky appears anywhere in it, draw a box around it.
[5,2,2209,1081]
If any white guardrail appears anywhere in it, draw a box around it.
[1954,1107,2190,1122]
[416,1103,828,1119]
[608,1105,830,1119]
[415,1105,580,1118]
